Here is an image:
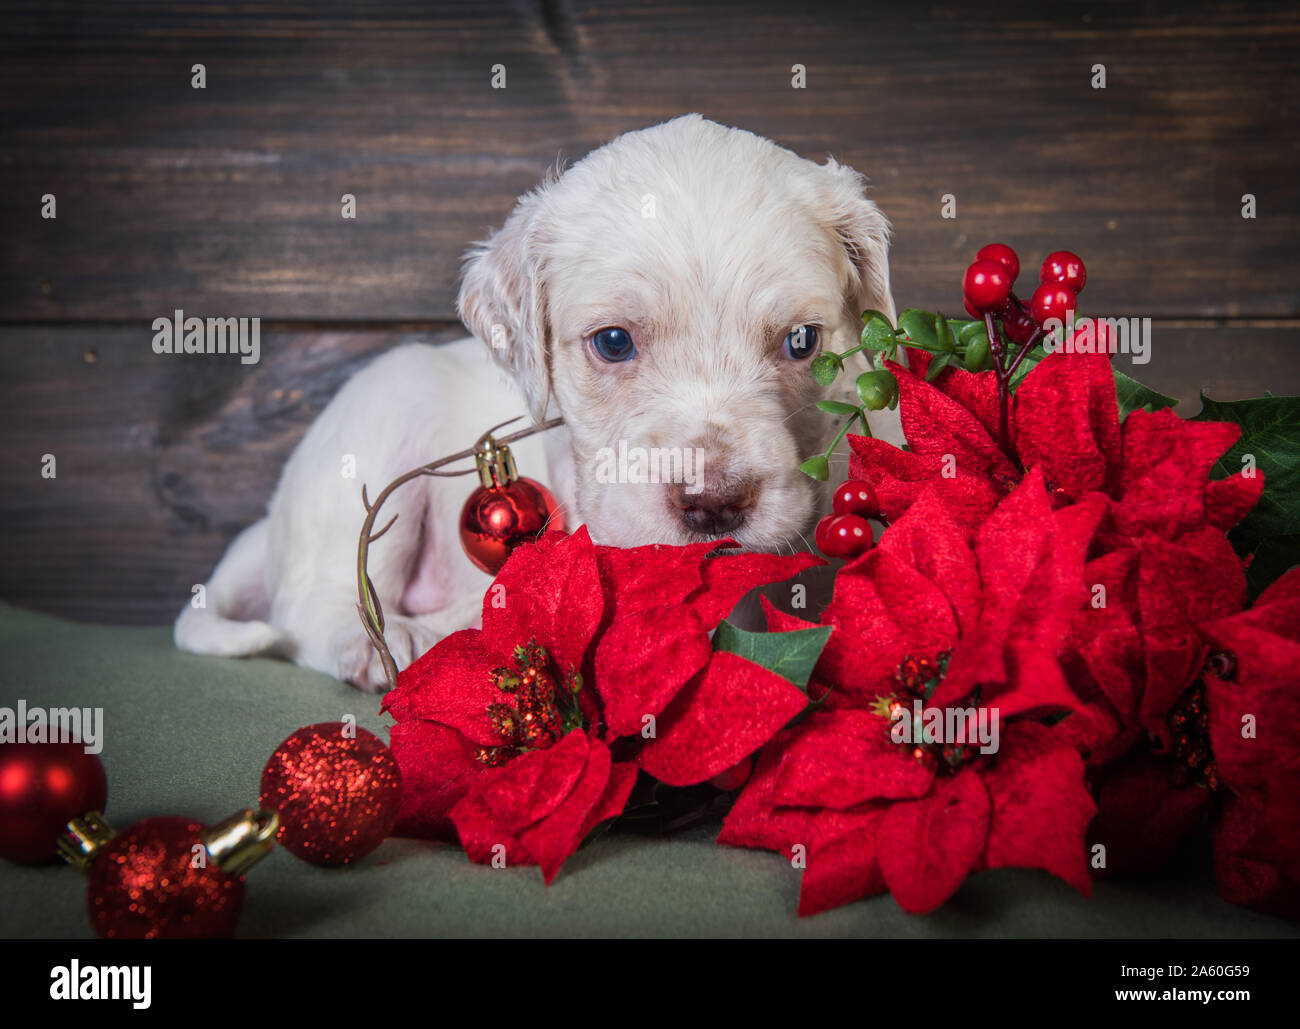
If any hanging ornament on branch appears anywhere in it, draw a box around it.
[459,432,564,576]
[356,415,565,691]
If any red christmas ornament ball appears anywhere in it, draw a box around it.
[87,816,244,939]
[460,477,564,575]
[259,723,401,866]
[0,742,107,863]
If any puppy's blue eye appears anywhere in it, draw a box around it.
[783,324,819,360]
[590,327,636,363]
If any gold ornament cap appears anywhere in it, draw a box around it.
[474,434,518,489]
[58,811,117,872]
[202,808,280,875]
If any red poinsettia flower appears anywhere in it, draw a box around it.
[382,526,817,882]
[720,474,1100,915]
[849,350,1263,540]
[1201,569,1300,918]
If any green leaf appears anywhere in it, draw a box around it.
[799,454,830,481]
[935,312,956,352]
[958,319,987,346]
[1113,368,1178,418]
[1193,392,1300,596]
[926,352,953,382]
[810,351,843,386]
[898,309,938,351]
[859,310,896,351]
[963,333,992,372]
[816,400,862,416]
[713,620,832,691]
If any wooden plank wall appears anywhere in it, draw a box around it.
[2,0,1298,623]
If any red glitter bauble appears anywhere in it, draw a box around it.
[87,817,244,939]
[459,477,564,575]
[259,723,401,866]
[0,742,108,864]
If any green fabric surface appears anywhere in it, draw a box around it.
[1,602,1295,939]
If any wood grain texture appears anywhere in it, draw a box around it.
[1,0,1297,321]
[2,323,1296,624]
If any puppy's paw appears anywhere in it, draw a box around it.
[335,616,441,694]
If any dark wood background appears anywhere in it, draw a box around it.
[2,0,1298,624]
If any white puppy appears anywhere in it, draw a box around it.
[175,114,899,692]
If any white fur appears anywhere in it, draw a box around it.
[175,115,900,691]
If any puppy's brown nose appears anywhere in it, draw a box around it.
[669,481,756,536]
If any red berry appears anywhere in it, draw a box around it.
[832,479,879,518]
[976,243,1020,283]
[708,756,753,791]
[1040,251,1086,295]
[963,297,984,320]
[962,260,1012,312]
[815,514,874,559]
[1000,302,1038,345]
[1068,317,1115,357]
[1029,283,1078,328]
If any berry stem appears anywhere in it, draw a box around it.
[1004,327,1045,380]
[983,312,1014,459]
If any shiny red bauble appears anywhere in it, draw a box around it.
[962,260,1013,312]
[259,723,402,866]
[460,477,564,576]
[87,817,243,939]
[815,514,874,559]
[832,479,880,519]
[0,742,107,863]
[976,242,1020,283]
[1040,250,1087,295]
[1029,283,1078,328]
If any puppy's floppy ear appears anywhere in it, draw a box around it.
[457,183,554,420]
[815,157,895,323]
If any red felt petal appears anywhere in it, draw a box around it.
[387,719,483,841]
[593,539,715,623]
[773,709,935,807]
[877,486,982,636]
[480,525,604,672]
[717,731,814,852]
[516,738,614,883]
[978,722,1096,894]
[1111,410,1242,538]
[847,435,949,522]
[797,815,889,917]
[593,602,713,738]
[448,792,534,868]
[1014,351,1121,501]
[383,629,503,746]
[877,767,990,913]
[1212,795,1300,920]
[687,550,823,627]
[760,594,820,634]
[583,761,640,838]
[887,360,1016,481]
[1087,752,1211,878]
[1205,472,1265,531]
[636,652,809,787]
[819,548,960,706]
[478,728,590,835]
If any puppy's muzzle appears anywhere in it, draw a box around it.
[668,480,757,536]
